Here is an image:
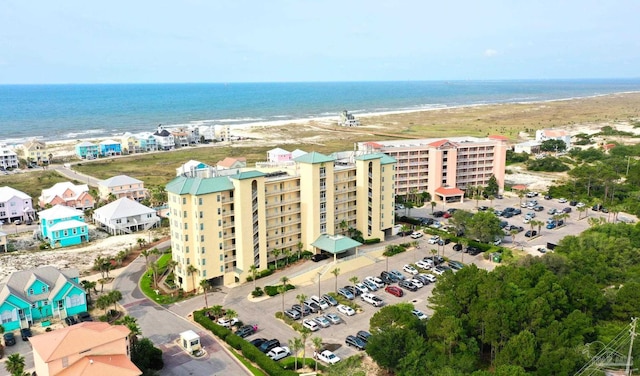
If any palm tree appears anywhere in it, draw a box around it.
[108,290,123,315]
[289,337,304,370]
[296,293,308,318]
[400,224,411,236]
[331,267,340,292]
[224,308,237,322]
[5,353,26,376]
[312,337,323,372]
[430,201,436,214]
[137,238,147,249]
[283,248,292,267]
[296,242,304,260]
[210,305,224,320]
[115,315,140,347]
[510,229,519,246]
[280,276,290,313]
[149,261,160,288]
[488,195,495,208]
[271,248,281,270]
[517,190,525,207]
[96,294,111,315]
[187,264,198,293]
[140,249,152,268]
[339,220,348,235]
[536,220,543,236]
[349,276,359,286]
[200,279,210,308]
[249,264,258,291]
[301,328,311,368]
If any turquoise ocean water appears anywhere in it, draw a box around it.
[1,79,640,144]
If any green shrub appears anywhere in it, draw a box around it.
[363,238,380,245]
[251,287,264,297]
[246,269,274,282]
[383,244,407,257]
[300,250,313,259]
[225,333,244,350]
[281,357,325,371]
[264,284,295,297]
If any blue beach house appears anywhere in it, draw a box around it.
[75,142,99,160]
[0,266,87,330]
[99,139,122,157]
[38,205,89,248]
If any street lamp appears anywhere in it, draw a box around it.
[317,272,322,297]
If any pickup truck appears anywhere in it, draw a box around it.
[361,293,385,307]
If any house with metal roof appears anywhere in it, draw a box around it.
[74,141,99,160]
[97,175,148,202]
[0,266,87,331]
[152,125,175,150]
[98,139,122,157]
[38,205,89,248]
[39,182,94,210]
[0,186,35,224]
[93,197,160,235]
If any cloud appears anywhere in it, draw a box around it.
[484,49,498,57]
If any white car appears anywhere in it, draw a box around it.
[558,198,567,203]
[365,276,385,289]
[217,317,239,328]
[403,264,419,275]
[303,319,320,331]
[317,349,341,364]
[337,304,356,316]
[523,217,531,224]
[410,231,423,239]
[412,309,429,320]
[267,346,291,361]
[361,293,385,307]
[415,260,431,270]
[421,273,437,283]
[310,295,330,310]
[410,278,424,288]
[576,202,585,208]
[432,268,445,276]
[427,235,440,244]
[354,283,369,294]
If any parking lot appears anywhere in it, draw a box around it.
[176,192,614,366]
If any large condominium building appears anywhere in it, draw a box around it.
[358,136,508,201]
[166,151,396,290]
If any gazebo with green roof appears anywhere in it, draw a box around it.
[311,234,363,263]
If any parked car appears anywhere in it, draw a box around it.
[558,198,568,203]
[322,294,339,306]
[432,266,446,276]
[389,269,406,281]
[449,261,465,270]
[533,205,544,212]
[345,335,367,350]
[267,346,291,361]
[324,313,342,325]
[77,311,93,322]
[410,232,423,239]
[410,278,424,288]
[570,200,578,206]
[337,304,356,316]
[468,247,482,256]
[525,230,538,237]
[399,280,418,291]
[337,288,355,300]
[365,276,385,289]
[316,350,341,364]
[362,279,379,291]
[385,285,404,297]
[314,316,331,328]
[412,309,429,320]
[379,272,394,284]
[403,264,418,275]
[354,283,370,294]
[3,332,16,346]
[422,274,437,283]
[303,319,320,331]
[311,252,330,262]
[414,274,430,285]
[345,285,362,297]
[357,330,372,343]
[433,211,445,217]
[259,339,281,353]
[236,325,256,338]
[427,235,440,244]
[438,238,451,246]
[415,260,431,270]
[310,295,330,310]
[65,316,78,326]
[303,301,322,313]
[547,208,557,215]
[217,317,239,328]
[250,338,268,348]
[292,304,311,316]
[361,293,385,307]
[478,205,488,211]
[562,207,572,213]
[284,309,301,320]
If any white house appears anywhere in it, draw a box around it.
[267,148,292,163]
[93,197,160,235]
[153,126,175,150]
[513,140,542,154]
[176,160,214,178]
[535,129,572,150]
[0,146,19,169]
[0,186,35,224]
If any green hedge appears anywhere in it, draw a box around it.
[194,309,298,376]
[264,284,295,297]
[280,356,325,371]
[246,269,274,282]
[383,244,408,257]
[363,238,380,245]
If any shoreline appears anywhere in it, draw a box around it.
[4,90,640,149]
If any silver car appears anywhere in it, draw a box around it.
[324,313,342,325]
[314,315,331,328]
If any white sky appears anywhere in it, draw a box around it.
[1,0,638,84]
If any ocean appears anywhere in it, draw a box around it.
[1,79,640,144]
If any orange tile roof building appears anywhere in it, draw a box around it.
[29,322,141,376]
[358,136,507,201]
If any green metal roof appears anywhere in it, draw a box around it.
[354,152,396,165]
[165,176,234,195]
[311,234,362,254]
[379,154,396,165]
[230,170,265,180]
[294,151,335,164]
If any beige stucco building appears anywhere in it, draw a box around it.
[97,175,149,202]
[358,136,508,201]
[166,151,396,290]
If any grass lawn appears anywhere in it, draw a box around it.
[0,170,76,199]
[139,252,183,305]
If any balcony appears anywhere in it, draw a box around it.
[222,210,234,217]
[265,198,299,208]
[222,221,235,229]
[265,186,300,195]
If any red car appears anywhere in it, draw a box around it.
[385,285,404,297]
[443,212,452,218]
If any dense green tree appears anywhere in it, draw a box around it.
[540,139,567,152]
[611,281,640,321]
[465,211,502,243]
[526,156,570,172]
[484,175,499,196]
[495,330,536,368]
[132,338,164,371]
[369,303,425,334]
[366,326,424,371]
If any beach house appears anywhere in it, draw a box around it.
[535,128,572,150]
[97,175,148,202]
[176,160,213,178]
[0,146,19,170]
[30,321,141,376]
[171,130,190,148]
[75,141,99,159]
[99,139,123,157]
[217,157,247,170]
[267,147,292,162]
[39,182,94,210]
[136,132,158,152]
[153,126,175,150]
[0,266,87,331]
[38,205,89,248]
[20,139,49,165]
[0,186,35,224]
[93,197,160,235]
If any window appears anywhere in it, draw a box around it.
[199,198,203,205]
[184,223,188,230]
[41,286,47,293]
[202,259,206,265]
[200,223,204,230]
[182,198,186,204]
[62,357,69,368]
[28,288,34,295]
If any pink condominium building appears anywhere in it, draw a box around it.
[358,135,508,202]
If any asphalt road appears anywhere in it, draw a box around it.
[113,242,250,376]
